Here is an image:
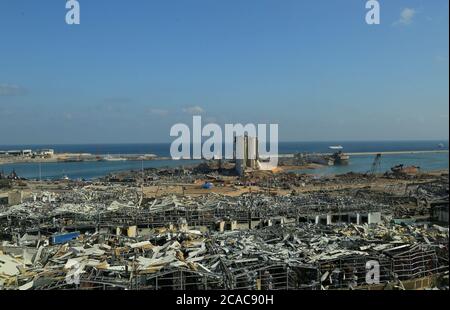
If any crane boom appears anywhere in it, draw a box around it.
[370,153,382,175]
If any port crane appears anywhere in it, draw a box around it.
[369,153,382,175]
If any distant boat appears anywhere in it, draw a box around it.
[137,154,157,160]
[61,170,69,180]
[438,143,445,148]
[104,155,127,161]
[329,145,343,150]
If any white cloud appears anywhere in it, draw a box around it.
[395,8,416,25]
[148,108,169,116]
[183,105,204,115]
[103,97,133,104]
[0,83,27,96]
[63,112,73,120]
[434,55,449,64]
[205,116,218,123]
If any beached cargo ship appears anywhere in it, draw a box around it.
[307,154,335,166]
[332,151,350,165]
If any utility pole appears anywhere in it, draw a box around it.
[39,162,42,182]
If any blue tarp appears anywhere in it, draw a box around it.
[202,182,214,189]
[50,231,80,244]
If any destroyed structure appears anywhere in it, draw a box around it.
[0,165,448,290]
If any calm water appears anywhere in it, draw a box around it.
[0,141,448,157]
[0,141,448,180]
[300,152,449,176]
[0,160,201,180]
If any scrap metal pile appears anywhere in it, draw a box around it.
[0,222,448,290]
[0,187,390,235]
[0,172,448,290]
[0,187,141,236]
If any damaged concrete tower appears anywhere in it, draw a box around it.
[247,136,258,169]
[234,135,259,176]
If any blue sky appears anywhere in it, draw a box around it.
[0,0,448,144]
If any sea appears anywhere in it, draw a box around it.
[0,141,448,180]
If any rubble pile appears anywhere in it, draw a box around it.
[0,222,447,290]
[0,168,448,290]
[1,188,392,236]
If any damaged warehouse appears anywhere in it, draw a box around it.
[0,166,448,290]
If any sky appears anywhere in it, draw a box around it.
[0,0,448,144]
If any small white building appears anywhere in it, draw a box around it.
[37,149,55,156]
[6,150,22,156]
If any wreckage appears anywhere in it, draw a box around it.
[0,169,448,290]
[0,222,448,290]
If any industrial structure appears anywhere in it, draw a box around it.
[234,135,260,176]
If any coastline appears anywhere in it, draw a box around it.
[278,150,449,158]
[1,149,448,180]
[1,149,448,165]
[0,153,173,165]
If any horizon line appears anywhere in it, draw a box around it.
[0,138,449,147]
